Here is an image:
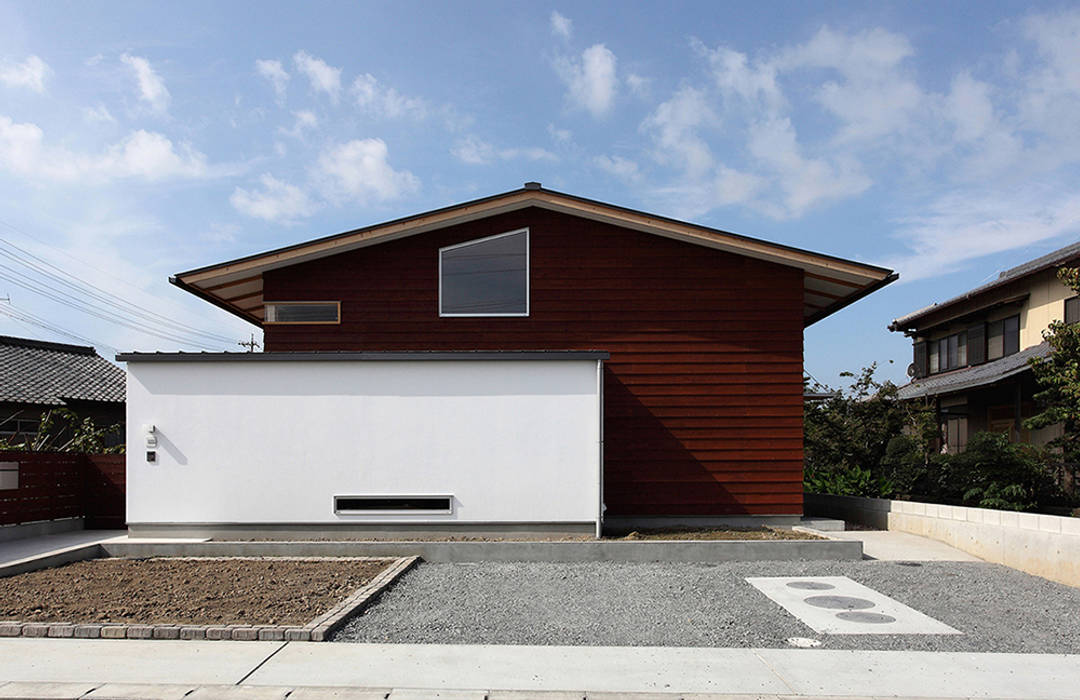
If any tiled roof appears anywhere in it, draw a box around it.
[890,239,1080,331]
[0,335,125,406]
[895,342,1050,400]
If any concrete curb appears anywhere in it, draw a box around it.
[0,556,417,643]
[100,539,863,563]
[0,543,105,579]
[0,682,1075,700]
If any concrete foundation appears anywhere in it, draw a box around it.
[0,518,84,543]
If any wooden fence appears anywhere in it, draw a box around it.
[0,451,125,529]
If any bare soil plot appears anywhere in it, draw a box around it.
[0,557,392,626]
[611,527,822,541]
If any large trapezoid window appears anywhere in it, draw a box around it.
[439,228,529,316]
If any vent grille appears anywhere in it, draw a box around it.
[334,495,452,514]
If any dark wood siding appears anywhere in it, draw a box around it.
[263,207,805,516]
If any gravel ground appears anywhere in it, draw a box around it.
[332,560,1080,653]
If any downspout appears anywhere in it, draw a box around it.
[596,358,605,539]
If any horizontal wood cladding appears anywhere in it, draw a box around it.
[264,207,805,517]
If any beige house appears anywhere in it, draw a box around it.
[890,241,1080,452]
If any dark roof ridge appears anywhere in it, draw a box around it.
[0,334,96,356]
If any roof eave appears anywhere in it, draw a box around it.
[168,275,261,328]
[805,272,899,328]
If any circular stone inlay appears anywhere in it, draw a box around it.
[786,581,835,591]
[835,611,897,624]
[803,595,876,610]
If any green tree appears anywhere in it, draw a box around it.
[0,408,124,454]
[1025,267,1080,495]
[804,363,936,496]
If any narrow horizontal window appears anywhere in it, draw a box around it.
[334,495,453,514]
[264,301,340,324]
[439,229,528,317]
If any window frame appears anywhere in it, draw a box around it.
[263,301,341,325]
[438,228,530,318]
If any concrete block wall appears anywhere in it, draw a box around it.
[805,493,1080,587]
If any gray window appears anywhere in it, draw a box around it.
[439,229,529,316]
[264,301,340,324]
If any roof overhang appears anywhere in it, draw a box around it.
[172,185,896,328]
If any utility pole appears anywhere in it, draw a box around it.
[238,333,261,352]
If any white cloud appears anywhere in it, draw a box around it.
[626,73,651,98]
[293,50,342,103]
[0,55,49,93]
[746,117,870,217]
[0,116,208,182]
[352,74,427,119]
[278,110,318,139]
[83,104,116,124]
[547,124,572,143]
[641,86,717,177]
[555,44,618,118]
[315,138,418,203]
[550,11,572,40]
[256,59,289,102]
[121,54,170,114]
[230,174,316,223]
[451,136,557,165]
[593,154,640,181]
[886,187,1080,282]
[777,27,922,143]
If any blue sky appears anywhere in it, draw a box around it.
[2,0,1080,388]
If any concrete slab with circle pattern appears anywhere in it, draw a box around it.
[745,575,961,635]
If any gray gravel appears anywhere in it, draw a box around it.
[332,560,1080,652]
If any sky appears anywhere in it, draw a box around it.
[2,0,1080,388]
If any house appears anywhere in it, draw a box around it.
[889,241,1080,453]
[0,335,125,445]
[121,183,894,537]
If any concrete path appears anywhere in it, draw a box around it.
[1,639,1079,699]
[0,531,126,567]
[816,529,982,561]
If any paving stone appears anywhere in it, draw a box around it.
[180,626,206,640]
[99,625,127,639]
[0,681,99,699]
[258,626,285,641]
[126,625,154,639]
[287,689,391,700]
[74,624,102,639]
[186,686,291,699]
[285,627,311,641]
[0,622,22,637]
[387,691,486,700]
[85,683,198,700]
[231,626,258,641]
[152,625,180,640]
[46,624,75,638]
[205,626,230,640]
[489,692,585,700]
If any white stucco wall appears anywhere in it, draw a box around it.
[125,358,602,528]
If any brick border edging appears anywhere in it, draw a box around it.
[0,555,419,642]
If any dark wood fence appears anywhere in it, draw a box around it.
[0,451,125,528]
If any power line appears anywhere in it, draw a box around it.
[0,301,119,355]
[0,235,236,344]
[0,266,220,349]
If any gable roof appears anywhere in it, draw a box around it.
[889,240,1080,332]
[0,335,125,406]
[172,183,897,328]
[895,341,1050,400]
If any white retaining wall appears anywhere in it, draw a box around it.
[125,358,603,531]
[805,493,1080,587]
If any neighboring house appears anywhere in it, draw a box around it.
[0,335,126,444]
[122,183,894,536]
[889,241,1080,453]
